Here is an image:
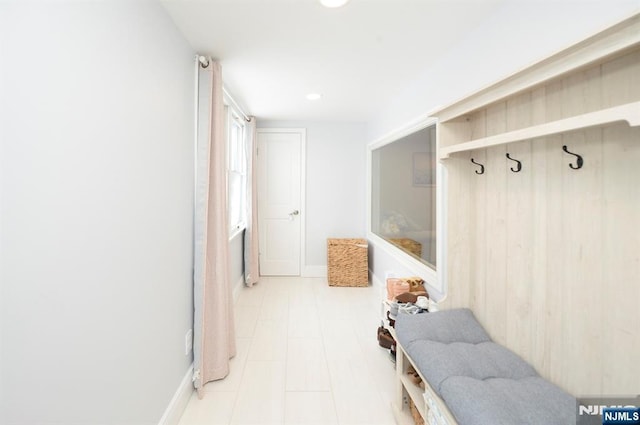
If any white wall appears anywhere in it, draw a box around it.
[366,0,640,295]
[258,121,367,275]
[0,2,195,424]
[367,1,640,141]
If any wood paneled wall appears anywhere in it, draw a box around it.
[440,48,640,396]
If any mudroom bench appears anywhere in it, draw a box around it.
[392,309,576,425]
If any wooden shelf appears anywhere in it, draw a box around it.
[400,374,426,418]
[439,101,640,159]
[395,339,460,425]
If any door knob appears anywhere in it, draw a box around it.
[289,210,299,216]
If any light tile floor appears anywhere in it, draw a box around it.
[178,277,397,425]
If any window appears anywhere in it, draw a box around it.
[227,109,246,236]
[371,124,437,268]
[368,117,446,296]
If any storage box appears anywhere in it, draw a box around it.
[327,238,368,287]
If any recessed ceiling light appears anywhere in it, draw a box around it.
[306,93,322,101]
[319,0,350,8]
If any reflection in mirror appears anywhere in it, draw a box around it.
[371,124,437,268]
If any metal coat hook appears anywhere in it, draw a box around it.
[562,145,584,170]
[470,158,485,175]
[505,153,522,173]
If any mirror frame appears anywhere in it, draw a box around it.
[367,116,447,299]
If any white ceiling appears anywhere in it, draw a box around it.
[161,0,507,122]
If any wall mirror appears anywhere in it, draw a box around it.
[371,123,437,268]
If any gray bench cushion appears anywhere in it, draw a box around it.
[395,308,491,345]
[406,340,537,394]
[440,376,576,425]
[394,308,576,425]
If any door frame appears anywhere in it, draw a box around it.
[256,128,306,276]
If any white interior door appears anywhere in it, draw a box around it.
[257,129,305,276]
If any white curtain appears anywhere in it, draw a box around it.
[244,117,259,287]
[193,58,236,396]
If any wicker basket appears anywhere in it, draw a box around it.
[409,399,425,425]
[327,238,368,287]
[388,237,422,257]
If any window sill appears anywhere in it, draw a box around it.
[368,231,444,299]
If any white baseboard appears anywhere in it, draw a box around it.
[371,272,383,288]
[158,363,194,425]
[302,265,327,278]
